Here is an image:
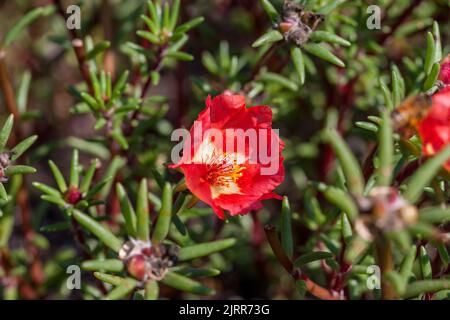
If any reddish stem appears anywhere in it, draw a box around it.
[264,225,342,300]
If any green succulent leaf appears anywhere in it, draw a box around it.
[10,135,37,161]
[82,259,124,272]
[136,179,150,241]
[323,130,364,196]
[152,182,173,243]
[161,272,215,296]
[294,251,334,267]
[303,43,345,68]
[179,238,237,261]
[404,144,450,203]
[72,210,122,252]
[0,115,14,149]
[280,196,293,259]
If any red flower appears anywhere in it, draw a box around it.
[439,54,450,85]
[418,87,450,170]
[171,93,284,219]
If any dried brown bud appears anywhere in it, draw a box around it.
[0,151,12,183]
[353,187,418,239]
[279,1,324,47]
[118,239,180,282]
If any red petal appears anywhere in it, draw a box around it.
[439,54,450,85]
[419,87,450,170]
[208,94,246,128]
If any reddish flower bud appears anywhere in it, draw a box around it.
[439,54,450,85]
[141,247,153,257]
[418,87,450,170]
[126,255,147,281]
[279,21,295,34]
[65,186,82,205]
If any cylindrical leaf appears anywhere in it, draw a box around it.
[310,31,351,47]
[424,32,436,75]
[379,78,393,111]
[260,72,298,91]
[303,43,345,68]
[82,259,124,272]
[94,272,123,286]
[5,165,36,176]
[32,182,61,198]
[433,21,442,62]
[419,246,432,280]
[320,184,359,221]
[0,115,14,149]
[323,130,364,195]
[174,17,204,34]
[145,280,159,300]
[0,183,8,201]
[252,30,283,48]
[72,210,122,252]
[2,6,54,47]
[423,62,440,91]
[280,196,293,259]
[10,135,37,161]
[152,182,173,243]
[419,207,450,224]
[161,272,215,295]
[259,0,279,22]
[80,159,98,194]
[391,66,402,107]
[86,41,111,60]
[136,179,150,241]
[400,245,416,281]
[165,51,194,62]
[69,149,79,188]
[105,278,137,300]
[136,30,160,45]
[404,280,450,299]
[48,160,67,193]
[169,0,180,31]
[291,47,305,85]
[377,110,393,186]
[341,213,353,245]
[116,183,137,238]
[294,251,334,267]
[404,144,450,203]
[179,238,236,261]
[177,267,221,278]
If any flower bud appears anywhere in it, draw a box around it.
[279,21,295,34]
[399,205,418,225]
[126,255,147,281]
[65,186,82,205]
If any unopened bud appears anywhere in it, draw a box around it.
[127,255,147,281]
[279,21,295,34]
[399,205,418,225]
[65,186,82,205]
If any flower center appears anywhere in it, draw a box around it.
[205,152,245,187]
